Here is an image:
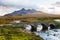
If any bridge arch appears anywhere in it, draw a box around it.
[49,23,56,29]
[37,24,43,32]
[41,23,48,31]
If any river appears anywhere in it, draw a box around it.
[34,29,60,40]
[25,24,60,40]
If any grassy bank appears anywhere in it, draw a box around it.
[0,26,43,40]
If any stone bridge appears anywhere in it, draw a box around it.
[23,22,57,32]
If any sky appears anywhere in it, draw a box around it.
[0,0,60,16]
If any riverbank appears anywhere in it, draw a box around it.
[0,26,43,40]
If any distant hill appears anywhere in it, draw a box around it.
[20,12,60,18]
[5,8,37,16]
[4,8,60,18]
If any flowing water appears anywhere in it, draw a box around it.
[34,29,60,40]
[25,24,60,40]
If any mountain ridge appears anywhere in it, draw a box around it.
[4,8,60,18]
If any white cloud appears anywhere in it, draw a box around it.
[0,0,37,8]
[0,0,60,16]
[0,6,19,16]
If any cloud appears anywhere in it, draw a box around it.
[0,0,59,9]
[0,0,60,16]
[0,0,38,9]
[0,6,19,16]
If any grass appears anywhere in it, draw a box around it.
[0,26,43,40]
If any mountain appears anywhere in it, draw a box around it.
[5,8,37,16]
[19,12,60,18]
[4,8,60,18]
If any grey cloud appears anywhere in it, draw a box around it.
[0,0,38,10]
